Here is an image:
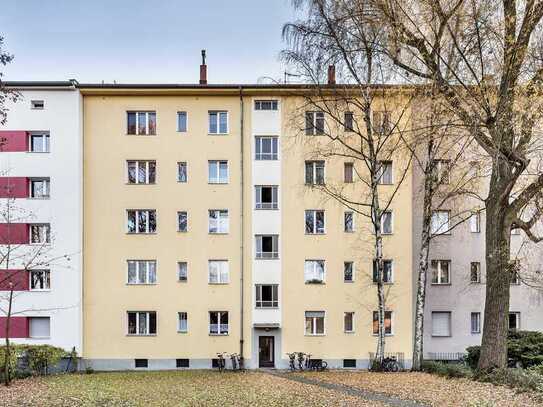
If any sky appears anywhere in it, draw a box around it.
[0,0,298,84]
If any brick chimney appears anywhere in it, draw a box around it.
[200,50,207,85]
[327,65,336,85]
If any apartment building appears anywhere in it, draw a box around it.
[0,81,83,352]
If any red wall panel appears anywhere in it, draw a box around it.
[0,224,29,244]
[0,177,28,198]
[0,131,28,152]
[0,317,29,338]
[0,269,29,291]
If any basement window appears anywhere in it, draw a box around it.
[176,358,189,368]
[31,100,44,110]
[134,359,148,368]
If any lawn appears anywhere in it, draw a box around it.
[0,370,540,406]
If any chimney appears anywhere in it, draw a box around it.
[200,50,207,85]
[327,65,336,85]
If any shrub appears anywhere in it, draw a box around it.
[0,344,24,381]
[475,367,543,394]
[466,346,481,370]
[23,345,67,376]
[422,361,472,378]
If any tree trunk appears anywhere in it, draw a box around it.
[4,288,13,386]
[478,166,513,370]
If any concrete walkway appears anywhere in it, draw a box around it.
[264,370,429,407]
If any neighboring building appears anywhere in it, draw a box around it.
[0,81,83,353]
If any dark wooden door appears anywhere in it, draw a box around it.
[258,336,275,367]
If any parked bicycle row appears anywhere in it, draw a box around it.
[215,352,244,372]
[286,352,328,371]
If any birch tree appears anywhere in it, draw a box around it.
[0,34,17,125]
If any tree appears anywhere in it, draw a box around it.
[373,0,543,370]
[0,34,17,125]
[282,0,415,364]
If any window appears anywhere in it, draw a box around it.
[372,311,392,335]
[305,111,325,135]
[343,359,356,368]
[127,111,156,135]
[127,160,156,184]
[31,100,44,110]
[127,210,156,234]
[470,262,481,283]
[344,163,354,183]
[255,185,278,209]
[176,359,189,368]
[380,211,393,234]
[178,312,188,333]
[509,312,520,331]
[377,161,393,185]
[305,161,325,185]
[344,262,354,282]
[255,284,279,308]
[177,211,188,232]
[30,224,50,244]
[470,212,480,233]
[432,311,451,337]
[208,111,228,134]
[30,270,50,291]
[255,235,279,259]
[372,111,390,134]
[208,260,229,284]
[471,312,481,334]
[510,260,520,284]
[209,210,229,233]
[255,100,278,110]
[177,162,187,183]
[344,312,355,333]
[177,262,188,282]
[177,112,187,132]
[432,159,451,184]
[344,211,354,232]
[305,311,325,335]
[208,160,228,184]
[344,112,354,132]
[29,133,50,153]
[431,211,450,235]
[305,210,325,234]
[29,317,50,338]
[127,311,157,335]
[305,260,325,283]
[29,178,50,198]
[431,260,451,284]
[127,260,156,284]
[135,359,148,368]
[373,260,393,283]
[255,136,278,160]
[209,311,229,335]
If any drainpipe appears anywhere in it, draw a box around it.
[239,86,245,361]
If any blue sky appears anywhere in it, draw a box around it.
[1,0,297,84]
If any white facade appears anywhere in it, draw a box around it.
[0,83,83,352]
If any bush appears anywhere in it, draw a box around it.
[466,346,481,370]
[422,361,472,378]
[0,344,24,381]
[23,345,67,375]
[476,367,543,394]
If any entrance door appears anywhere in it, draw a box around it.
[258,336,275,367]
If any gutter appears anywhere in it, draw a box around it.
[239,87,245,361]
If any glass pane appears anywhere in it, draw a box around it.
[178,163,187,182]
[148,211,156,233]
[255,137,261,159]
[127,113,137,134]
[138,161,147,183]
[148,112,156,134]
[138,313,147,334]
[208,162,217,182]
[316,211,325,233]
[177,112,187,132]
[219,112,228,133]
[138,112,147,135]
[128,261,137,283]
[316,163,325,184]
[219,162,228,183]
[148,162,156,183]
[127,161,137,183]
[178,262,187,280]
[138,261,147,283]
[127,211,136,233]
[209,112,217,133]
[138,211,147,233]
[149,312,156,334]
[305,112,313,135]
[128,313,137,334]
[148,262,156,283]
[305,211,314,233]
[316,317,324,333]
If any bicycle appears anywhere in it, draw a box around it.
[297,352,306,371]
[305,354,328,371]
[229,353,238,371]
[382,356,400,372]
[286,352,297,371]
[215,352,227,372]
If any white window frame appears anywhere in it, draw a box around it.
[208,160,229,184]
[255,185,278,210]
[127,311,157,335]
[208,209,229,234]
[431,311,452,337]
[126,210,156,234]
[177,262,188,282]
[509,312,521,330]
[255,284,279,308]
[470,262,481,283]
[344,312,355,333]
[377,161,393,185]
[177,211,188,232]
[305,161,325,185]
[29,178,50,199]
[177,312,188,333]
[255,235,279,259]
[470,212,481,233]
[431,260,451,285]
[304,260,325,283]
[127,260,157,285]
[344,112,354,131]
[177,162,188,183]
[380,211,393,235]
[471,312,481,334]
[208,111,229,134]
[127,111,156,135]
[305,111,325,135]
[209,311,229,335]
[373,259,394,284]
[29,269,51,291]
[126,160,156,184]
[344,211,354,232]
[255,136,279,160]
[305,210,325,234]
[372,311,394,336]
[31,100,44,110]
[431,210,451,235]
[28,317,51,338]
[29,133,50,153]
[433,159,451,184]
[29,224,50,244]
[254,100,278,110]
[177,111,188,132]
[208,260,229,284]
[305,311,325,335]
[344,261,354,282]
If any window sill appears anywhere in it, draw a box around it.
[177,230,188,233]
[305,183,326,187]
[28,336,51,339]
[209,282,229,285]
[431,335,451,338]
[471,332,481,335]
[209,232,229,235]
[255,257,280,260]
[344,280,355,283]
[208,133,229,136]
[126,283,157,286]
[344,331,355,334]
[305,233,326,236]
[305,334,326,337]
[255,207,279,211]
[305,281,325,285]
[372,333,394,337]
[125,183,157,186]
[344,230,355,233]
[26,151,50,154]
[125,134,157,137]
[177,331,188,334]
[178,280,188,283]
[372,282,394,285]
[27,197,50,200]
[470,281,482,284]
[255,306,279,310]
[29,243,51,246]
[29,289,51,292]
[431,283,451,286]
[209,333,229,336]
[126,233,157,235]
[126,334,157,337]
[208,182,229,185]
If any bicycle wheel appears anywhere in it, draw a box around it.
[319,361,328,371]
[389,361,399,372]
